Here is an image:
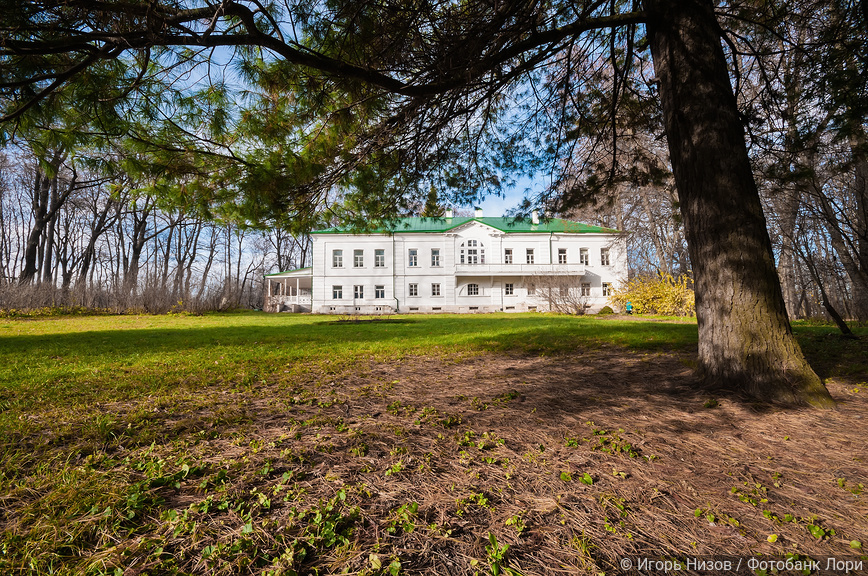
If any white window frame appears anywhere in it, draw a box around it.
[467,283,479,296]
[558,248,567,264]
[504,248,513,264]
[332,285,343,299]
[354,249,364,268]
[354,285,364,299]
[375,249,385,267]
[408,249,418,267]
[409,283,419,297]
[601,248,611,266]
[332,249,343,268]
[431,248,441,267]
[431,283,441,296]
[504,283,514,296]
[581,282,591,296]
[602,282,611,297]
[375,285,385,299]
[526,248,534,264]
[579,248,589,265]
[460,240,485,264]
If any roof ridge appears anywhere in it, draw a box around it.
[311,215,621,234]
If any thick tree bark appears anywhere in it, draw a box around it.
[646,0,834,407]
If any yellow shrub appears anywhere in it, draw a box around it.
[609,273,695,316]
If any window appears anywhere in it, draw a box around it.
[460,240,485,264]
[601,248,611,266]
[581,282,591,296]
[526,248,535,264]
[527,283,535,295]
[354,285,364,299]
[602,282,611,297]
[408,249,418,267]
[504,248,513,264]
[354,249,364,267]
[431,248,441,267]
[579,248,589,265]
[558,248,567,264]
[375,285,385,299]
[504,283,514,296]
[409,283,419,297]
[467,283,479,296]
[332,249,343,267]
[431,283,441,296]
[332,285,343,299]
[375,249,385,267]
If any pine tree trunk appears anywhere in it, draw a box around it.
[646,0,834,407]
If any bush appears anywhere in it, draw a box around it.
[609,273,695,316]
[598,306,614,315]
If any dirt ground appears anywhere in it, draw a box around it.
[9,340,866,576]
[153,346,867,575]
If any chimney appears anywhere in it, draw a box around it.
[532,210,539,225]
[475,208,483,218]
[445,208,453,218]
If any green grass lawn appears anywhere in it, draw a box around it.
[1,312,865,576]
[0,312,701,413]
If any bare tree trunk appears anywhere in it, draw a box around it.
[19,164,52,284]
[40,174,61,286]
[77,195,117,287]
[848,130,868,320]
[196,225,218,301]
[647,0,833,406]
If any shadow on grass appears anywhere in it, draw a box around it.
[0,314,700,361]
[2,314,865,413]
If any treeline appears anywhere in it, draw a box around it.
[567,159,866,323]
[555,9,868,325]
[0,145,312,313]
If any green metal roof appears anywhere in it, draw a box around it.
[264,266,312,277]
[312,217,620,235]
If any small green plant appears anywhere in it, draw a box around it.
[440,414,463,428]
[694,506,739,527]
[836,477,864,495]
[385,461,405,476]
[806,521,836,540]
[485,533,523,576]
[584,422,641,457]
[387,502,419,535]
[369,554,403,575]
[505,514,526,536]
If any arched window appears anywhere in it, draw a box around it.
[459,239,485,264]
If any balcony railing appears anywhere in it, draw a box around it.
[454,263,585,276]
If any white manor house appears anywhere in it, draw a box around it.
[264,210,627,314]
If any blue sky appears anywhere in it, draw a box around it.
[457,174,549,216]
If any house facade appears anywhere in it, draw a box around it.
[264,212,626,314]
